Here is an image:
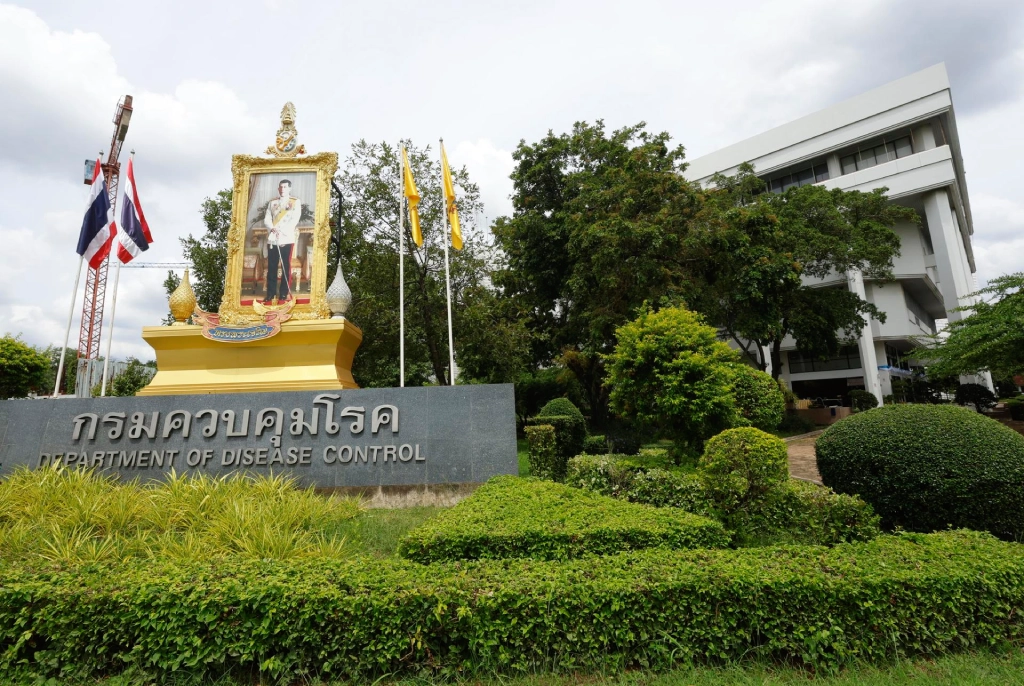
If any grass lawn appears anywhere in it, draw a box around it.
[327,505,444,557]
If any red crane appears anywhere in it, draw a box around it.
[77,95,133,362]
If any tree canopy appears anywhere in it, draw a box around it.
[915,272,1024,381]
[690,164,915,378]
[0,334,50,398]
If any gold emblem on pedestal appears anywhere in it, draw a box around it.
[265,102,307,158]
[168,269,197,326]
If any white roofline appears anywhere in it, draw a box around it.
[686,64,952,181]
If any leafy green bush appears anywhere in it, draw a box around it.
[398,475,729,562]
[730,364,784,431]
[816,404,1024,538]
[727,480,880,547]
[2,531,1022,679]
[607,432,642,455]
[698,428,789,514]
[848,389,878,412]
[524,424,559,480]
[606,305,740,457]
[582,434,607,454]
[538,397,585,422]
[565,450,677,498]
[626,469,715,515]
[955,383,997,411]
[1008,397,1024,421]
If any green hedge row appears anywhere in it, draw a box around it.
[566,454,879,546]
[2,531,1022,680]
[398,476,729,563]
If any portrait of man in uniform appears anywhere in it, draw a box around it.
[241,171,316,305]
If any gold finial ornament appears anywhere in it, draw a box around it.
[266,101,307,158]
[169,269,198,325]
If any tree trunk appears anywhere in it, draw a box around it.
[770,338,783,382]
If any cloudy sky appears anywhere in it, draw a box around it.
[2,0,1022,362]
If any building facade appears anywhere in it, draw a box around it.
[685,63,990,403]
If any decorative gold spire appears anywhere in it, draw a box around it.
[265,102,307,157]
[169,269,198,326]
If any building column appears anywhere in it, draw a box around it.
[847,269,883,400]
[923,189,975,323]
[874,340,893,400]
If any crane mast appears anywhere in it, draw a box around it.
[77,95,133,362]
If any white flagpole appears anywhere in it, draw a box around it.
[439,139,456,385]
[53,256,85,397]
[398,144,406,388]
[100,150,132,397]
[99,258,122,396]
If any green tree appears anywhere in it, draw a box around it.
[40,345,78,395]
[690,164,916,379]
[493,120,699,421]
[176,190,231,314]
[605,305,740,460]
[914,272,1024,380]
[0,334,50,398]
[105,357,155,397]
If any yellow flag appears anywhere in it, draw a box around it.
[440,142,463,250]
[402,147,423,247]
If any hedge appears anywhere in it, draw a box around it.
[526,415,586,476]
[1,531,1022,680]
[566,454,879,546]
[397,475,729,563]
[524,424,559,480]
[816,404,1024,539]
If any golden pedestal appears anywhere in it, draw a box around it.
[138,318,362,396]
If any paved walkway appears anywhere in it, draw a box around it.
[785,431,824,484]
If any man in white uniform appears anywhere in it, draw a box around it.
[263,179,302,302]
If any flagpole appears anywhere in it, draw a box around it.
[398,144,406,388]
[53,256,85,397]
[439,139,456,385]
[99,150,133,397]
[99,258,122,396]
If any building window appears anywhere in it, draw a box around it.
[839,135,914,175]
[767,162,830,193]
[885,344,911,371]
[788,345,863,373]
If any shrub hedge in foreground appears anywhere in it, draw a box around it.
[816,404,1024,539]
[566,454,879,546]
[1,531,1022,680]
[397,475,729,562]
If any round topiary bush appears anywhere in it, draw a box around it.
[816,404,1024,539]
[698,427,789,513]
[538,397,585,421]
[848,389,878,412]
[730,365,784,431]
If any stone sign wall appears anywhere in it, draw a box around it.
[0,385,517,489]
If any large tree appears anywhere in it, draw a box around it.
[689,164,916,378]
[0,334,50,398]
[914,272,1024,381]
[493,120,700,421]
[166,142,528,388]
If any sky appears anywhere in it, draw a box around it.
[1,0,1023,362]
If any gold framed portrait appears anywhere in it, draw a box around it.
[219,152,338,323]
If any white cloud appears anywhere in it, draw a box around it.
[451,138,515,225]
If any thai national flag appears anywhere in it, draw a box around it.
[116,157,152,263]
[76,158,116,268]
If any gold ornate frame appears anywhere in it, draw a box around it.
[219,152,338,324]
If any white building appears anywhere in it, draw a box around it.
[685,63,990,403]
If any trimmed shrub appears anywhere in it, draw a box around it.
[525,415,584,478]
[730,364,784,431]
[565,450,676,498]
[1008,397,1024,421]
[816,404,1024,538]
[524,424,559,480]
[955,383,997,411]
[626,469,715,515]
[727,480,880,547]
[848,389,878,412]
[538,397,585,422]
[397,475,729,563]
[582,434,607,455]
[698,428,789,514]
[606,305,740,455]
[1,531,1022,679]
